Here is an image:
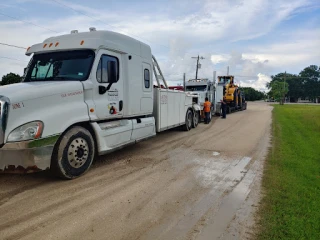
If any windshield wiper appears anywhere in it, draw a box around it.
[46,76,67,80]
[27,76,78,82]
[46,76,79,81]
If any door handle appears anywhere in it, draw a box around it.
[119,100,123,111]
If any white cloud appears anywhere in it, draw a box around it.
[243,29,320,73]
[239,74,271,92]
[0,0,319,91]
[211,54,230,64]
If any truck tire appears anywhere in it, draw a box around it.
[192,110,199,128]
[183,109,193,131]
[51,126,95,180]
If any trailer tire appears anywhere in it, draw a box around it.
[183,109,193,131]
[192,111,199,128]
[51,126,95,180]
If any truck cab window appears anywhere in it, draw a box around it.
[186,85,207,91]
[31,61,53,79]
[96,55,119,83]
[144,69,150,88]
[24,50,95,82]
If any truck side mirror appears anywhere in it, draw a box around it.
[107,61,117,83]
[24,67,27,74]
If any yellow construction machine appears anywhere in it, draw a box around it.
[218,75,247,114]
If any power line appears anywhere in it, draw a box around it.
[50,0,170,49]
[0,42,26,49]
[0,56,28,62]
[0,11,59,33]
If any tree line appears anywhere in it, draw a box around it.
[0,72,22,86]
[266,65,320,103]
[240,87,265,101]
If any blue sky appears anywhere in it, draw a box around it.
[0,0,319,91]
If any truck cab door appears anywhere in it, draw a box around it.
[91,50,123,120]
[141,62,153,113]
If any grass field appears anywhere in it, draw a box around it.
[257,104,320,239]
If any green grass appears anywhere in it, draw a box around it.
[257,104,320,240]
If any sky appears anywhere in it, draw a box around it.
[0,0,319,92]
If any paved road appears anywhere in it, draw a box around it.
[0,101,272,240]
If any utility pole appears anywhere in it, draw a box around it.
[227,66,229,75]
[283,71,286,104]
[183,73,186,91]
[191,55,204,79]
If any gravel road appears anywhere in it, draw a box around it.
[0,101,272,240]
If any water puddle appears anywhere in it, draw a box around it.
[196,161,256,240]
[142,156,253,240]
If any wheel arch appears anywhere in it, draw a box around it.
[52,121,98,161]
[50,121,97,179]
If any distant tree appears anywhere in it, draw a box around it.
[0,73,22,86]
[241,87,265,101]
[300,65,320,78]
[299,65,320,102]
[285,75,304,102]
[266,65,320,103]
[270,80,289,105]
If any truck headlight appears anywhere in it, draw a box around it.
[7,121,43,142]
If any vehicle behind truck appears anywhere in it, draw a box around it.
[185,78,215,121]
[213,75,247,115]
[0,28,200,179]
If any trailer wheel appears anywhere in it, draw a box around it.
[192,111,199,128]
[183,109,193,131]
[51,126,95,180]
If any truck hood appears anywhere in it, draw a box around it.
[0,81,83,102]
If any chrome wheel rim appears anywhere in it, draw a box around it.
[67,137,89,168]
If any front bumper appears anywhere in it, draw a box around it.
[0,136,59,172]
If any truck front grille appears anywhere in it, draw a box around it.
[0,96,10,146]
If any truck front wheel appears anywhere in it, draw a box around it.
[51,126,95,180]
[192,110,199,128]
[183,109,193,131]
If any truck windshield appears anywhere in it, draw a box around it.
[24,50,95,82]
[186,85,207,91]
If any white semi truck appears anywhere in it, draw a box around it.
[0,28,200,179]
[185,78,215,120]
